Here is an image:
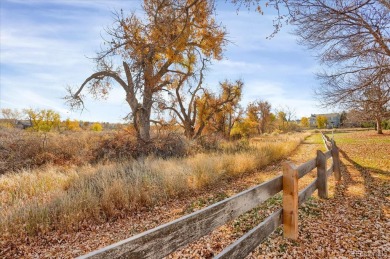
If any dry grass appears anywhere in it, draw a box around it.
[0,129,189,175]
[0,129,106,174]
[0,132,309,239]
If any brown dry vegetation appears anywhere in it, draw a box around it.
[0,129,101,173]
[0,128,192,175]
[0,131,309,246]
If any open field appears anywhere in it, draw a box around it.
[0,132,309,244]
[332,129,390,172]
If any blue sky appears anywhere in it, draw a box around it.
[0,0,332,123]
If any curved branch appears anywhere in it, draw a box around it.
[74,71,128,98]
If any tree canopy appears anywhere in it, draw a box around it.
[66,0,226,141]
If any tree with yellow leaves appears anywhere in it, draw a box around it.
[245,100,273,134]
[90,123,103,132]
[66,0,226,142]
[316,115,328,129]
[25,109,61,132]
[194,79,243,139]
[64,118,81,131]
[300,117,309,128]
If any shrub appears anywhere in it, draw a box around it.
[0,128,192,175]
[63,119,81,131]
[0,121,14,129]
[93,131,189,161]
[0,129,103,174]
[90,123,103,132]
[195,134,222,152]
[382,119,390,130]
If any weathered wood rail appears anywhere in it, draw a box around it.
[78,132,341,259]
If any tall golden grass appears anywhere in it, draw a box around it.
[0,132,309,238]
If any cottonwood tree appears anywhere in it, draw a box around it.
[316,115,328,129]
[274,106,296,131]
[158,58,207,139]
[65,0,226,141]
[246,100,272,134]
[207,80,244,138]
[219,102,244,139]
[64,119,81,131]
[344,108,388,128]
[25,109,61,132]
[277,110,287,131]
[163,76,243,139]
[318,54,390,133]
[300,117,309,127]
[257,101,272,133]
[246,102,261,134]
[362,86,390,133]
[232,0,390,36]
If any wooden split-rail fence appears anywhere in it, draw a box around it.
[79,133,341,259]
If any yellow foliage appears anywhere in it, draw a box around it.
[230,118,256,137]
[90,123,103,132]
[64,119,81,131]
[301,117,310,127]
[316,115,328,128]
[121,0,225,72]
[26,109,61,132]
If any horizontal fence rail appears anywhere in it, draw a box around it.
[79,175,283,258]
[79,132,341,259]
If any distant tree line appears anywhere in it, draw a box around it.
[0,108,110,132]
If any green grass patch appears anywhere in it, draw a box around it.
[304,133,323,145]
[329,129,390,172]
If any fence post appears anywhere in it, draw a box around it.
[282,162,298,240]
[331,140,341,181]
[316,150,328,198]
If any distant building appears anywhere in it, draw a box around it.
[309,113,341,128]
[16,120,32,129]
